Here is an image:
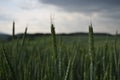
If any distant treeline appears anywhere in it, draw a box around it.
[0,32,120,41]
[11,32,119,40]
[14,32,116,37]
[11,32,112,38]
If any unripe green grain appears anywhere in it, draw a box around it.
[12,21,15,39]
[51,23,57,58]
[88,23,94,80]
[89,24,94,61]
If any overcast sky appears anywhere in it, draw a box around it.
[0,0,120,34]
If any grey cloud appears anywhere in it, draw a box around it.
[39,0,120,13]
[0,15,10,21]
[39,0,120,20]
[39,0,120,27]
[39,0,120,34]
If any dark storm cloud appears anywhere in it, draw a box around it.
[39,0,120,13]
[39,0,120,26]
[38,0,120,34]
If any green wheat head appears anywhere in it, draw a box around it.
[12,21,15,39]
[89,23,94,62]
[51,20,57,59]
[88,23,94,80]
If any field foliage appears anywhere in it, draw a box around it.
[0,24,120,80]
